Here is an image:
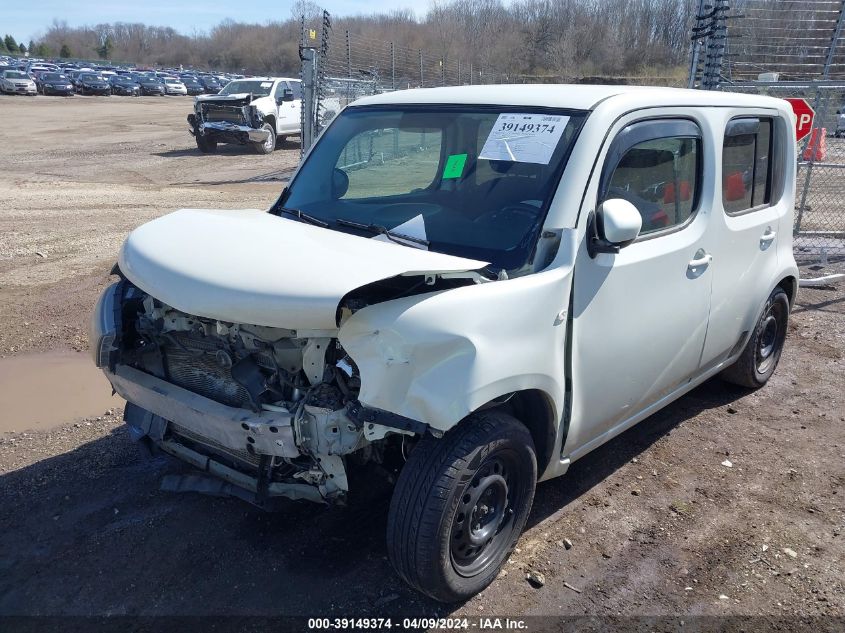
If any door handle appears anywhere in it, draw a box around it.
[760,227,777,244]
[688,250,712,270]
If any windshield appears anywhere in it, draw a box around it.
[5,71,27,79]
[219,79,273,97]
[277,105,586,271]
[42,73,67,81]
[80,73,103,81]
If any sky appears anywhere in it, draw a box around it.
[5,0,427,43]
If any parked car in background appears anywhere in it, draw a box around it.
[77,72,111,95]
[181,76,205,96]
[163,77,188,96]
[135,75,166,96]
[199,75,221,93]
[188,77,302,153]
[835,107,845,138]
[0,70,37,95]
[26,61,59,75]
[35,72,75,96]
[108,75,141,97]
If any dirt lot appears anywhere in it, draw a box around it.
[0,95,844,629]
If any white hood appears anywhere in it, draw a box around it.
[118,209,488,330]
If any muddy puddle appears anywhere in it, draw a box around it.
[0,351,123,433]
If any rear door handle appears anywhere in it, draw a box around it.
[688,250,712,270]
[760,227,777,245]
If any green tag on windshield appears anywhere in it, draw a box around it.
[442,153,468,179]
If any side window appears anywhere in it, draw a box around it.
[288,80,302,100]
[273,81,287,100]
[601,125,701,236]
[337,128,442,199]
[722,118,773,214]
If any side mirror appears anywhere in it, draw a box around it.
[280,88,294,102]
[331,168,349,199]
[588,198,642,258]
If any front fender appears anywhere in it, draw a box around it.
[252,97,275,116]
[338,235,576,432]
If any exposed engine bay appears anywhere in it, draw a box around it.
[187,94,272,147]
[109,283,422,506]
[193,95,263,128]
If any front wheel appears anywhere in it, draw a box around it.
[387,411,537,602]
[252,122,276,155]
[721,286,790,388]
[195,134,217,153]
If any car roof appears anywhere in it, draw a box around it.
[233,77,299,82]
[350,84,786,112]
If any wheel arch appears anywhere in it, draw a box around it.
[475,388,558,478]
[263,113,277,130]
[776,274,798,308]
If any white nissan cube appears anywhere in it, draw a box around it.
[92,85,798,602]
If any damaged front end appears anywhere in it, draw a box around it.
[93,280,421,508]
[188,94,270,145]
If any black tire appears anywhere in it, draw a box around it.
[252,122,276,155]
[195,135,217,154]
[387,411,537,602]
[721,287,790,389]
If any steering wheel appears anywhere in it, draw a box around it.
[474,202,539,224]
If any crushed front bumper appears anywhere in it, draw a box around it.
[105,364,325,505]
[107,364,299,459]
[197,120,270,143]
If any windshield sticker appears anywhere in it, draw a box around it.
[442,153,468,179]
[372,214,428,250]
[479,113,570,165]
[260,81,273,87]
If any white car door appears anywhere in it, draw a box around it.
[698,111,790,369]
[274,80,301,135]
[565,114,714,457]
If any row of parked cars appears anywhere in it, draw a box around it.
[0,58,239,97]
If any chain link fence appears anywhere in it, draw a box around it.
[299,11,687,154]
[690,0,845,262]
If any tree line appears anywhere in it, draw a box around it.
[10,0,696,79]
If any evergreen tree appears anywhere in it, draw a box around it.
[96,35,113,60]
[4,35,18,53]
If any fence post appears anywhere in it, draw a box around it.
[701,0,728,89]
[419,50,424,87]
[346,30,352,78]
[390,42,396,90]
[299,46,318,156]
[687,0,707,88]
[794,2,844,235]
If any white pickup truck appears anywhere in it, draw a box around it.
[95,85,798,602]
[188,77,302,154]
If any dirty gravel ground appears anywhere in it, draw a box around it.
[1,96,844,628]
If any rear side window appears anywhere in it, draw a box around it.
[722,118,773,214]
[601,121,701,236]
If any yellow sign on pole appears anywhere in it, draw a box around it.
[309,29,317,40]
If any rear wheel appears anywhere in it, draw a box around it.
[721,287,790,388]
[195,134,217,154]
[387,411,536,602]
[253,122,276,155]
